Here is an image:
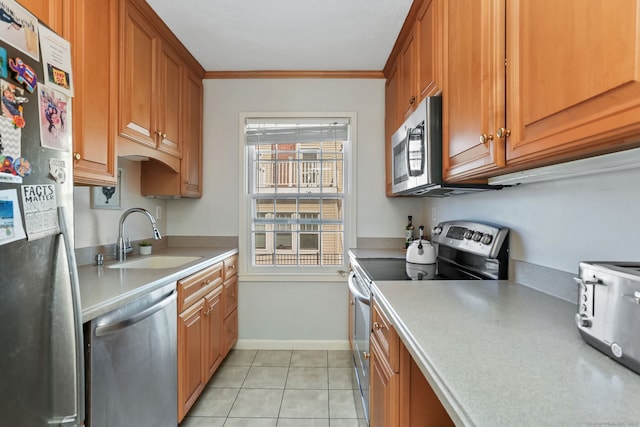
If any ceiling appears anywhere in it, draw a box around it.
[145,0,413,72]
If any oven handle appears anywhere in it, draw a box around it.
[348,271,371,306]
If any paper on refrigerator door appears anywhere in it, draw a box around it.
[0,188,26,245]
[20,183,59,240]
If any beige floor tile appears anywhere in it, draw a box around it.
[291,350,328,367]
[228,388,284,418]
[243,366,289,389]
[209,365,250,388]
[179,416,225,427]
[328,351,353,368]
[253,350,292,367]
[222,349,257,367]
[188,387,239,417]
[286,367,328,389]
[279,389,329,418]
[224,418,278,427]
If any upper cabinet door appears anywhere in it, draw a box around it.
[506,0,640,168]
[442,0,506,181]
[120,0,158,148]
[71,0,119,185]
[18,0,66,34]
[417,0,441,98]
[181,69,203,197]
[157,42,183,158]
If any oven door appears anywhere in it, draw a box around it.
[348,271,371,422]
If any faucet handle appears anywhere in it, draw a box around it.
[125,237,131,249]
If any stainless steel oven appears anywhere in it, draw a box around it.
[348,266,371,422]
[349,220,509,422]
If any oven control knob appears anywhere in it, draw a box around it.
[576,314,592,328]
[463,230,474,239]
[433,226,443,236]
[480,234,493,245]
[472,232,482,242]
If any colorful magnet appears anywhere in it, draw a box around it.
[0,47,7,79]
[9,57,37,93]
[0,155,16,175]
[13,157,30,177]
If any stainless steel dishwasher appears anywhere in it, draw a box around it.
[85,282,177,427]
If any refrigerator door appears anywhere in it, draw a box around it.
[0,27,81,427]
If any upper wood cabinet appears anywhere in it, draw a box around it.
[122,0,205,196]
[391,0,442,123]
[139,67,203,197]
[18,0,66,34]
[70,0,119,185]
[416,0,441,99]
[505,0,640,169]
[119,0,161,150]
[443,0,640,181]
[441,0,505,181]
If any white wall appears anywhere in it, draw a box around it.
[426,166,640,274]
[74,159,167,249]
[166,79,425,347]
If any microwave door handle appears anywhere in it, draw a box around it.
[405,128,412,176]
[417,124,425,175]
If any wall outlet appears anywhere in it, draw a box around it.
[431,206,437,223]
[155,205,162,220]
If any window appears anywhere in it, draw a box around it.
[243,117,352,270]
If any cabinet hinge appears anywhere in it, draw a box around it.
[504,58,507,67]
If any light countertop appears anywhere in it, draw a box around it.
[372,279,640,426]
[78,247,237,323]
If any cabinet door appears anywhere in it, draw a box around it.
[157,42,182,157]
[223,309,238,354]
[399,31,418,120]
[19,0,66,34]
[370,338,399,427]
[71,0,118,185]
[506,0,640,168]
[120,0,157,148]
[181,68,203,196]
[204,287,223,380]
[417,0,441,99]
[223,276,238,318]
[442,0,506,181]
[399,342,454,427]
[178,299,206,421]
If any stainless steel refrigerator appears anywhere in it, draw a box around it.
[0,12,84,427]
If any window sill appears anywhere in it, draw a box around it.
[238,272,348,282]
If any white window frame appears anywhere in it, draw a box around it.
[238,112,357,281]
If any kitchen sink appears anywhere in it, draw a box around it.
[109,255,202,269]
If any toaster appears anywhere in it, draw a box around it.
[576,261,640,375]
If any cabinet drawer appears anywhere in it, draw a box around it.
[178,263,223,312]
[372,299,399,373]
[223,275,238,318]
[223,308,238,353]
[223,254,238,280]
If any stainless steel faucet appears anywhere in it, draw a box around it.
[116,208,162,261]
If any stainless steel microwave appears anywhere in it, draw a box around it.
[391,96,501,197]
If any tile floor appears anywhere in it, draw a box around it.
[179,349,368,427]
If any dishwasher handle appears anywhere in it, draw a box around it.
[95,290,177,337]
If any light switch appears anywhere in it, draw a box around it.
[155,205,162,220]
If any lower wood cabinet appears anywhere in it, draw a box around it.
[370,297,454,427]
[177,253,238,422]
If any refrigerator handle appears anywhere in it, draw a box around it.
[58,207,86,427]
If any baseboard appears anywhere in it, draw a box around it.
[234,339,350,351]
